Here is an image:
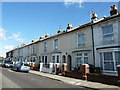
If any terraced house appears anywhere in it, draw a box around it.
[6,5,120,76]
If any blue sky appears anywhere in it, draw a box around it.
[0,2,118,57]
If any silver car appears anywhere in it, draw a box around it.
[4,62,13,68]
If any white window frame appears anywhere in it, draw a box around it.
[52,54,60,64]
[102,25,114,43]
[77,33,85,47]
[44,42,47,51]
[76,53,88,67]
[42,56,44,63]
[54,39,59,50]
[32,45,35,53]
[100,50,120,72]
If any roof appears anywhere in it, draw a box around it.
[8,14,120,52]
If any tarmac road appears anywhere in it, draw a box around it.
[1,67,88,89]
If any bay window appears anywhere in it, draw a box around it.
[100,51,120,71]
[115,52,120,66]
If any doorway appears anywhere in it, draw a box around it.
[67,55,72,71]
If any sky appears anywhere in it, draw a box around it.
[0,1,119,57]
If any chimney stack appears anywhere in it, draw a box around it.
[45,34,50,38]
[91,12,98,22]
[39,36,44,40]
[57,28,63,33]
[66,23,72,31]
[32,38,35,42]
[110,5,119,16]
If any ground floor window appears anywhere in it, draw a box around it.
[41,56,48,68]
[41,56,48,64]
[42,56,44,63]
[100,51,120,71]
[57,55,59,63]
[33,57,36,62]
[52,56,55,63]
[26,56,29,62]
[52,54,60,63]
[76,53,88,67]
[45,56,48,64]
[39,56,41,63]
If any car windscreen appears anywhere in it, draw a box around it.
[6,62,13,64]
[5,60,12,63]
[23,63,29,66]
[16,63,23,66]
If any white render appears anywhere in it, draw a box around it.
[93,15,120,76]
[7,10,120,75]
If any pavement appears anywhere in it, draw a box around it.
[29,70,120,89]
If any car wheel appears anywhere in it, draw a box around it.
[17,68,19,72]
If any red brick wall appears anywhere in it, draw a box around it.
[87,73,118,86]
[65,71,83,79]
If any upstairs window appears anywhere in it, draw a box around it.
[78,34,85,46]
[44,42,47,51]
[54,39,58,50]
[32,45,35,53]
[102,25,113,43]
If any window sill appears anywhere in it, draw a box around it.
[102,70,117,73]
[102,70,118,76]
[77,45,85,48]
[102,40,115,44]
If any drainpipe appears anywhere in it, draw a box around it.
[91,25,95,67]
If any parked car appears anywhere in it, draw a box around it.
[2,59,13,68]
[0,60,3,66]
[4,62,13,68]
[12,62,30,72]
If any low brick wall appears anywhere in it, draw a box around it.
[87,73,118,85]
[65,71,83,79]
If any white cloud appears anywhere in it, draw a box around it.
[8,33,24,43]
[0,28,6,40]
[64,0,83,8]
[4,45,15,51]
[0,45,15,57]
[16,38,24,43]
[0,28,24,43]
[0,28,24,57]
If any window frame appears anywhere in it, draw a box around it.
[54,39,59,50]
[44,42,47,51]
[77,33,85,47]
[76,53,88,67]
[102,25,114,43]
[100,51,120,72]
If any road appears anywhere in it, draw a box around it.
[1,67,90,89]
